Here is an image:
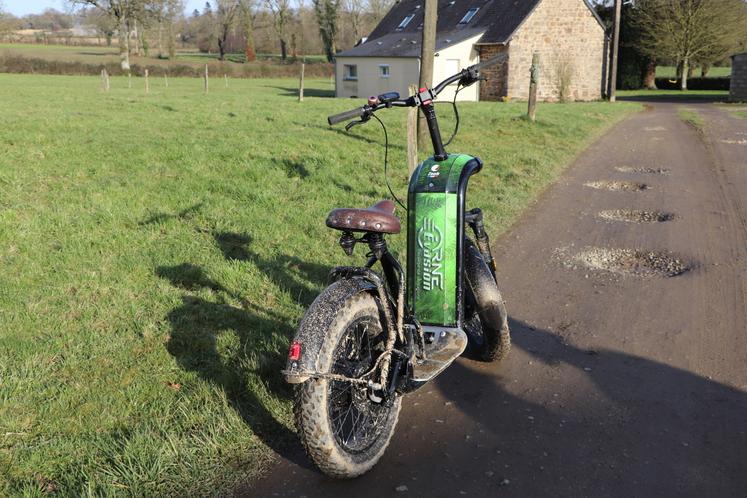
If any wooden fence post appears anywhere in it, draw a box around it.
[407,84,418,175]
[100,69,105,91]
[298,63,305,102]
[224,73,228,88]
[204,64,209,94]
[527,52,540,122]
[128,73,131,89]
[164,73,168,88]
[105,69,110,91]
[144,69,149,94]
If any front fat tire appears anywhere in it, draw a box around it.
[293,291,401,479]
[464,239,511,362]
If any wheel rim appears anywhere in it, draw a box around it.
[327,316,391,454]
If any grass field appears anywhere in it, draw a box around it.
[655,65,731,78]
[0,73,639,496]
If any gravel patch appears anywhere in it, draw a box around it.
[598,209,675,223]
[584,181,649,191]
[614,166,670,175]
[572,247,690,277]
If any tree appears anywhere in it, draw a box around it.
[150,0,183,58]
[313,0,340,62]
[164,0,183,59]
[239,0,256,61]
[0,3,12,37]
[195,2,216,52]
[632,0,747,90]
[214,0,239,61]
[344,0,364,43]
[266,0,291,60]
[69,1,144,71]
[368,0,393,22]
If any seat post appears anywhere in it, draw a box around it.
[366,233,388,260]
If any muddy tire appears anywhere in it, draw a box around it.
[293,290,401,479]
[463,239,511,362]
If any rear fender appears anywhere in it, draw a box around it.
[283,276,377,384]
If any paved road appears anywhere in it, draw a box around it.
[245,102,747,497]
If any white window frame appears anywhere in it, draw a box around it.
[458,7,479,24]
[379,64,391,78]
[343,64,358,81]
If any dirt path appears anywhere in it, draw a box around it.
[244,102,747,497]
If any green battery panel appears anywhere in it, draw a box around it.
[407,154,480,326]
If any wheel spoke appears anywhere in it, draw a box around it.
[327,313,395,453]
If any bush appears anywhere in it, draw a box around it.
[0,53,333,79]
[654,77,730,91]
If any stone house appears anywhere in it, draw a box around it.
[730,53,747,102]
[334,0,608,102]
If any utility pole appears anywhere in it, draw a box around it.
[418,0,438,151]
[609,0,621,102]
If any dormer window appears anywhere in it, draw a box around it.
[458,7,479,24]
[397,14,415,30]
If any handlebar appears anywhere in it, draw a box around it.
[327,53,504,126]
[328,106,368,125]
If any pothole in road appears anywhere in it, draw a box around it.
[584,181,649,191]
[614,166,670,175]
[598,209,675,223]
[572,247,690,277]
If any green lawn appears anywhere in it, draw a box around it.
[656,65,731,78]
[0,73,639,496]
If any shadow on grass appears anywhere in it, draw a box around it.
[140,203,203,226]
[157,231,332,469]
[265,86,335,98]
[302,123,406,150]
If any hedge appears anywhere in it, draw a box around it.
[654,77,730,91]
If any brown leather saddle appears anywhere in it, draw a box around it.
[326,200,401,234]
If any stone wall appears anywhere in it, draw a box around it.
[730,53,747,102]
[477,45,509,100]
[504,0,607,102]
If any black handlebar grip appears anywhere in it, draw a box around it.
[328,106,366,125]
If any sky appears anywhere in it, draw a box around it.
[2,0,205,17]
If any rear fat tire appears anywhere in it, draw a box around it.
[464,239,511,362]
[293,291,401,479]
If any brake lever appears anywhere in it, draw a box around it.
[460,67,488,87]
[345,119,365,131]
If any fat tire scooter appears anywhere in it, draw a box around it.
[282,56,510,478]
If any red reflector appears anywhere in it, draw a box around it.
[288,342,302,361]
[419,87,427,92]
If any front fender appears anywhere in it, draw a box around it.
[282,276,377,384]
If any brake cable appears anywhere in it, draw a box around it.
[435,81,463,147]
[371,113,407,212]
